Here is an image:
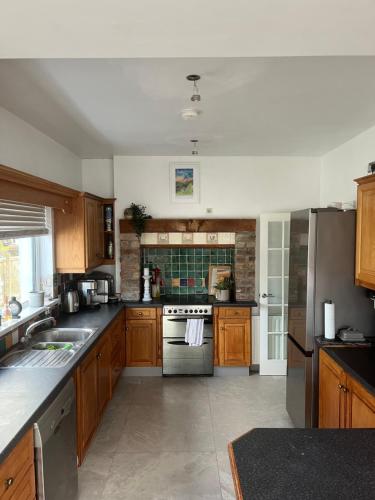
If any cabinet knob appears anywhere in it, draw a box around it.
[96,352,102,360]
[338,384,348,392]
[137,312,143,316]
[5,477,14,489]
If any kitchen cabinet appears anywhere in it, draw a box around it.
[319,349,346,428]
[125,308,159,367]
[319,349,375,428]
[0,428,35,500]
[215,307,251,367]
[355,175,375,290]
[54,193,113,273]
[96,332,111,418]
[108,311,126,391]
[76,327,114,464]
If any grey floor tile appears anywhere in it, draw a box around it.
[78,374,294,499]
[102,451,222,500]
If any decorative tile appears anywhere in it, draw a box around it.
[182,233,193,244]
[172,278,180,287]
[180,278,188,287]
[141,233,158,245]
[157,233,169,244]
[0,339,6,356]
[5,333,13,349]
[188,278,195,287]
[207,233,218,244]
[169,233,182,245]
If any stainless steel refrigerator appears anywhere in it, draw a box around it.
[286,208,375,428]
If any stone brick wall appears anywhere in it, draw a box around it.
[120,233,141,301]
[234,231,256,301]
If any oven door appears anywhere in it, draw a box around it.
[162,316,213,375]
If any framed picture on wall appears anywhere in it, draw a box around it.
[170,162,200,203]
[208,265,232,296]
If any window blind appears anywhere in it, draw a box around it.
[0,199,49,239]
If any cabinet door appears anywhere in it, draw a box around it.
[218,318,250,366]
[346,374,375,428]
[97,332,111,418]
[76,348,98,463]
[85,197,104,270]
[319,350,346,428]
[356,179,375,289]
[126,320,156,366]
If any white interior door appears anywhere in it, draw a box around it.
[259,213,290,375]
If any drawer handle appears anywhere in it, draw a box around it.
[5,477,14,489]
[96,352,103,360]
[137,312,143,316]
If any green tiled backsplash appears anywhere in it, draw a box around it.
[142,247,234,295]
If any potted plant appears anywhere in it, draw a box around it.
[124,203,152,238]
[214,276,232,302]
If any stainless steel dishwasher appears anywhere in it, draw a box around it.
[34,378,78,500]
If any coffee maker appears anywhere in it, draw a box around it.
[78,279,100,309]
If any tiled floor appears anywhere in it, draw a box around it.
[78,375,293,500]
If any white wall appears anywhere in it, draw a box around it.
[320,124,375,207]
[0,106,82,189]
[81,159,114,198]
[113,156,321,218]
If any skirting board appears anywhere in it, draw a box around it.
[123,366,258,376]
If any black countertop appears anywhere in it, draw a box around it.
[124,294,257,308]
[230,428,375,500]
[323,346,375,397]
[0,303,125,462]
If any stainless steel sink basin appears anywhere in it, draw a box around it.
[33,328,95,343]
[0,328,97,368]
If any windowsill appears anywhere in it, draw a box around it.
[0,298,60,339]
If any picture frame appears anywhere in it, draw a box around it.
[208,265,232,296]
[170,162,200,203]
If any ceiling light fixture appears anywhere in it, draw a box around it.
[187,74,201,102]
[191,139,199,155]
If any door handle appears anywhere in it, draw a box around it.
[261,293,274,298]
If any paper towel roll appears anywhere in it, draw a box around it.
[324,301,335,339]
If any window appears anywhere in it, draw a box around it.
[0,233,53,310]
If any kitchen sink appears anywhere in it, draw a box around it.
[0,327,97,368]
[33,328,95,343]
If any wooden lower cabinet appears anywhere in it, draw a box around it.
[76,311,125,464]
[346,374,375,428]
[0,429,35,500]
[125,308,160,367]
[319,349,346,428]
[319,349,375,429]
[215,307,251,367]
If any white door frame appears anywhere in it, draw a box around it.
[259,212,290,376]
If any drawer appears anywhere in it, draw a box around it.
[126,308,156,320]
[217,307,250,319]
[0,429,34,500]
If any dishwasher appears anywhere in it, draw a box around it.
[34,378,78,500]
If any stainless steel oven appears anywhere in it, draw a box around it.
[162,305,213,376]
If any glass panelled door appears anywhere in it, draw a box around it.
[259,213,290,375]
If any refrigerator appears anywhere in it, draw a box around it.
[286,208,375,428]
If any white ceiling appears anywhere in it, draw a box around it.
[2,57,375,157]
[2,1,375,58]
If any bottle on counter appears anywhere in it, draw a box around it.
[107,239,114,259]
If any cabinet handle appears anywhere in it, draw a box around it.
[137,312,143,316]
[5,477,14,489]
[96,352,102,360]
[338,384,348,392]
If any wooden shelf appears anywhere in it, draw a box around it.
[120,218,256,234]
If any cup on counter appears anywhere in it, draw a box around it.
[29,291,45,308]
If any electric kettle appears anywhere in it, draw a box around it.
[63,290,80,313]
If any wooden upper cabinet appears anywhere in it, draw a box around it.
[85,197,104,270]
[355,175,375,290]
[319,349,346,428]
[54,193,108,273]
[346,373,375,428]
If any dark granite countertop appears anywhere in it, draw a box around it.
[322,346,375,397]
[124,294,257,308]
[0,303,125,463]
[230,428,375,500]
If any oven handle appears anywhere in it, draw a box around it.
[164,317,212,323]
[166,340,209,346]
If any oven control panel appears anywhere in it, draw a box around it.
[163,305,212,316]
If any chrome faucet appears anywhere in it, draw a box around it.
[23,316,57,341]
